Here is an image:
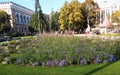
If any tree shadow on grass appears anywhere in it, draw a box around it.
[84,62,116,75]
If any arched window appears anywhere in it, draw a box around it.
[27,16,29,24]
[16,14,19,23]
[22,15,24,24]
[24,16,26,23]
[20,15,23,24]
[29,17,31,22]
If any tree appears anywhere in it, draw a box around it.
[0,10,10,35]
[29,0,48,34]
[29,13,38,33]
[59,0,84,32]
[50,11,60,31]
[29,13,49,33]
[82,0,99,27]
[59,1,69,31]
[112,8,120,25]
[68,0,84,31]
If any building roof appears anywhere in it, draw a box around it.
[0,1,34,12]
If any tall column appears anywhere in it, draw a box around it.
[96,11,97,24]
[110,6,112,22]
[100,9,102,24]
[105,8,107,19]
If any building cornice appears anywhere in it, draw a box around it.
[0,1,34,13]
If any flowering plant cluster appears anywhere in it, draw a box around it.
[0,35,120,67]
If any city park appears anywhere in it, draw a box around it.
[0,0,120,75]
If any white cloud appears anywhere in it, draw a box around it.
[94,0,120,8]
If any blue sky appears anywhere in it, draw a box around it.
[0,0,120,14]
[0,0,84,14]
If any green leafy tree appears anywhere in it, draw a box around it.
[50,11,60,31]
[0,10,10,35]
[29,13,38,33]
[44,14,50,32]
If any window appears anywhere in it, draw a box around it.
[24,16,26,23]
[27,16,29,24]
[16,14,19,23]
[20,15,23,24]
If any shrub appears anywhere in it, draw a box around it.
[9,57,16,64]
[0,53,10,62]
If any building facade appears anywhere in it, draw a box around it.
[99,0,120,24]
[97,0,120,34]
[0,2,34,35]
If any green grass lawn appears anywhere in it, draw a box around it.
[100,33,120,36]
[0,61,120,75]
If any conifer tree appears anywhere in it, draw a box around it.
[29,0,48,34]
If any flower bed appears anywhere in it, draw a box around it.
[0,35,120,67]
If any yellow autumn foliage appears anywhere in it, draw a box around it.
[59,0,83,30]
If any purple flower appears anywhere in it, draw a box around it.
[59,59,67,67]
